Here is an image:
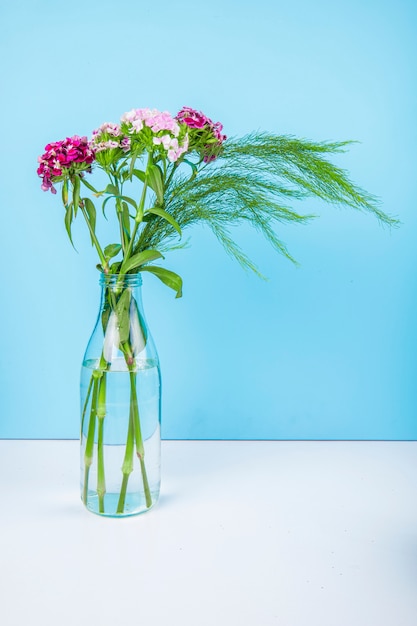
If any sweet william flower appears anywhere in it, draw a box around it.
[166,138,181,162]
[153,133,189,162]
[146,112,180,136]
[89,123,132,164]
[94,140,120,153]
[176,106,226,161]
[153,134,172,150]
[92,122,121,137]
[176,106,208,129]
[121,108,180,136]
[37,135,95,193]
[121,137,131,152]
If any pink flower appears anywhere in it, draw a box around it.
[37,135,95,193]
[153,134,173,149]
[94,140,120,153]
[146,112,180,136]
[153,133,189,162]
[92,122,121,137]
[90,121,132,156]
[131,119,144,132]
[121,108,153,129]
[121,108,180,136]
[120,136,131,152]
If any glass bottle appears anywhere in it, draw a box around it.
[80,273,161,517]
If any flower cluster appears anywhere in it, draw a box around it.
[121,108,180,134]
[121,108,189,162]
[37,106,226,192]
[176,106,226,161]
[90,122,131,154]
[37,136,94,194]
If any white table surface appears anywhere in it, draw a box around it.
[0,440,416,626]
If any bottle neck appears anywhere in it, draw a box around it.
[99,273,142,291]
[99,273,144,313]
[84,272,156,366]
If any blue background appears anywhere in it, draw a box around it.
[0,0,416,439]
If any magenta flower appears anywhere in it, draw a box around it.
[37,136,95,193]
[176,106,226,161]
[176,106,209,130]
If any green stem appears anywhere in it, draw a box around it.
[119,152,152,273]
[79,203,108,271]
[97,417,105,513]
[117,205,127,255]
[129,370,152,508]
[115,363,152,513]
[80,374,94,439]
[97,370,107,419]
[116,400,135,514]
[83,377,99,505]
[120,200,143,269]
[112,174,128,256]
[164,161,177,189]
[97,373,107,513]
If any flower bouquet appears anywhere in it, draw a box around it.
[37,106,395,516]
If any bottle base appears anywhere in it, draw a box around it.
[82,490,160,517]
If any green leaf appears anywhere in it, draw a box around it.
[102,195,114,218]
[115,289,131,344]
[120,195,137,210]
[121,249,164,274]
[62,179,69,207]
[104,183,119,196]
[132,166,164,205]
[83,197,96,246]
[101,300,111,334]
[104,243,122,260]
[131,169,146,183]
[80,177,99,194]
[146,207,182,236]
[130,297,148,353]
[73,176,80,217]
[147,164,164,205]
[64,203,75,248]
[128,154,138,178]
[121,202,131,238]
[140,265,183,298]
[183,159,198,181]
[110,261,122,274]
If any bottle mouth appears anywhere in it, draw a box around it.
[99,272,143,288]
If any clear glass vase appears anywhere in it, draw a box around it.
[80,273,161,517]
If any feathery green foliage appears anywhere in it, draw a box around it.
[134,133,397,274]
